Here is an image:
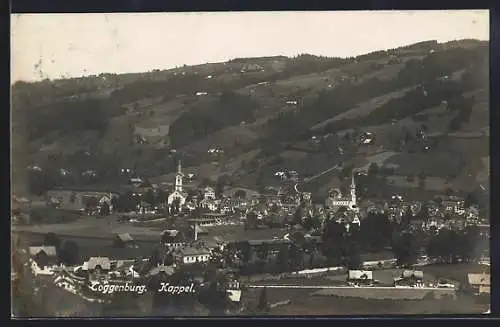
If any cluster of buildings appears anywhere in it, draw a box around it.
[385,195,486,234]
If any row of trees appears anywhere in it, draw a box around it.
[42,233,81,266]
[236,206,484,274]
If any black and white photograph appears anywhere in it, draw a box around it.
[11,10,490,317]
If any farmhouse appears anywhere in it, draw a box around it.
[174,247,211,265]
[45,188,118,212]
[147,265,175,278]
[203,186,216,200]
[394,270,424,288]
[161,229,187,248]
[347,270,373,286]
[29,246,58,268]
[83,257,111,281]
[467,273,490,295]
[199,198,218,212]
[114,233,138,248]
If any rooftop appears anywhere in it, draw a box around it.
[468,273,490,286]
[117,233,134,242]
[85,257,112,270]
[175,246,211,256]
[29,246,57,257]
[148,265,175,277]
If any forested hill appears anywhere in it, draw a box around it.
[12,39,489,197]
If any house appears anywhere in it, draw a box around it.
[203,186,216,200]
[394,270,424,287]
[174,247,211,265]
[467,273,490,295]
[347,270,373,286]
[425,217,445,231]
[409,219,425,231]
[29,246,58,268]
[114,233,138,248]
[45,189,119,212]
[147,265,175,278]
[83,257,111,280]
[161,230,187,248]
[199,198,218,212]
[466,206,480,221]
[130,178,145,188]
[137,201,155,215]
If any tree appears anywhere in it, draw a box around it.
[99,202,110,216]
[289,243,304,271]
[244,212,258,230]
[418,180,426,191]
[43,232,61,251]
[277,245,290,272]
[464,192,478,208]
[149,246,161,266]
[302,215,322,231]
[236,241,252,265]
[144,189,156,206]
[391,232,418,267]
[359,213,393,251]
[256,243,269,261]
[344,241,362,270]
[256,287,270,313]
[156,189,168,205]
[58,240,80,265]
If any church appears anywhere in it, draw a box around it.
[167,161,188,212]
[325,173,358,211]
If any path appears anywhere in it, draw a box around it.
[295,164,343,193]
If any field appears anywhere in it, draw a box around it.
[243,288,487,315]
[198,225,288,245]
[420,264,490,287]
[12,216,163,242]
[387,175,451,191]
[356,151,398,171]
[385,152,463,177]
[241,265,491,315]
[311,86,418,131]
[312,288,455,300]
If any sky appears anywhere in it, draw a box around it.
[11,10,489,83]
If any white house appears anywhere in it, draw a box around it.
[347,270,373,286]
[175,247,211,264]
[200,198,218,212]
[203,186,216,200]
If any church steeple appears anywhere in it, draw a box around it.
[350,172,357,205]
[175,160,183,192]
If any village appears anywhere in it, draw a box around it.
[12,158,490,314]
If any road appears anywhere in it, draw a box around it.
[294,164,342,194]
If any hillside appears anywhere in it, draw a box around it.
[11,39,489,199]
